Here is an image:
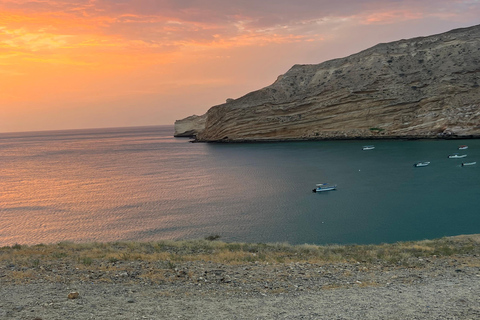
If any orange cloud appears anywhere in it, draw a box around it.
[361,10,424,25]
[0,2,323,93]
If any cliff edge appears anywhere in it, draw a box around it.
[174,114,207,137]
[175,25,480,141]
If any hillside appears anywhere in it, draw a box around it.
[175,25,480,141]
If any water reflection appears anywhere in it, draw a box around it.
[0,126,479,246]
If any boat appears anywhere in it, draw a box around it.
[458,145,468,150]
[414,161,430,167]
[312,183,337,192]
[461,162,476,166]
[362,145,375,151]
[448,153,467,159]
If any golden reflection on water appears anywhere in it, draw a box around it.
[0,171,208,246]
[0,128,198,246]
[0,127,258,246]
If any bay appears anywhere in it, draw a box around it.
[0,126,478,246]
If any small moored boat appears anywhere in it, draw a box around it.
[458,145,468,150]
[312,183,337,192]
[362,145,375,151]
[448,153,467,159]
[414,161,430,167]
[461,162,476,166]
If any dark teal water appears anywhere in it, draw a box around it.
[0,126,479,246]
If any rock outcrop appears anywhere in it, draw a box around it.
[174,114,207,137]
[175,25,480,141]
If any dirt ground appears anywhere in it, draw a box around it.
[1,235,480,319]
[1,275,479,319]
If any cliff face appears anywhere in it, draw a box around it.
[174,114,207,137]
[176,25,480,141]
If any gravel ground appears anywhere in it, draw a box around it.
[1,255,480,319]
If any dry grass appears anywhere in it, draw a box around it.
[1,235,479,280]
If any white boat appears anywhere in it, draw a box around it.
[312,183,337,192]
[458,145,468,150]
[362,145,375,151]
[461,162,476,166]
[448,153,467,159]
[414,161,430,167]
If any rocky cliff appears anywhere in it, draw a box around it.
[175,25,480,141]
[174,114,207,137]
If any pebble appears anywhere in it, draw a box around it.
[67,292,79,299]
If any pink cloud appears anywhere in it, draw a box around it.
[2,1,478,49]
[361,10,425,25]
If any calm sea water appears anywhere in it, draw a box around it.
[0,125,479,246]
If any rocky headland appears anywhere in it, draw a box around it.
[175,24,480,142]
[173,114,207,137]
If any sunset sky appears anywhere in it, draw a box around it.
[1,0,479,133]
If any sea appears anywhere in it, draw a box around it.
[0,125,479,246]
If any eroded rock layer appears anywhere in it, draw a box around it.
[176,25,480,141]
[174,114,207,137]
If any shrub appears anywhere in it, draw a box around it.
[81,257,93,266]
[205,234,221,241]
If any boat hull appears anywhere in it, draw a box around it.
[313,186,337,192]
[414,162,430,167]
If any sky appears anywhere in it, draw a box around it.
[0,0,479,133]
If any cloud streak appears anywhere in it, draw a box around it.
[2,1,478,52]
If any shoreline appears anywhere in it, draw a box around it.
[185,135,480,143]
[1,235,480,319]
